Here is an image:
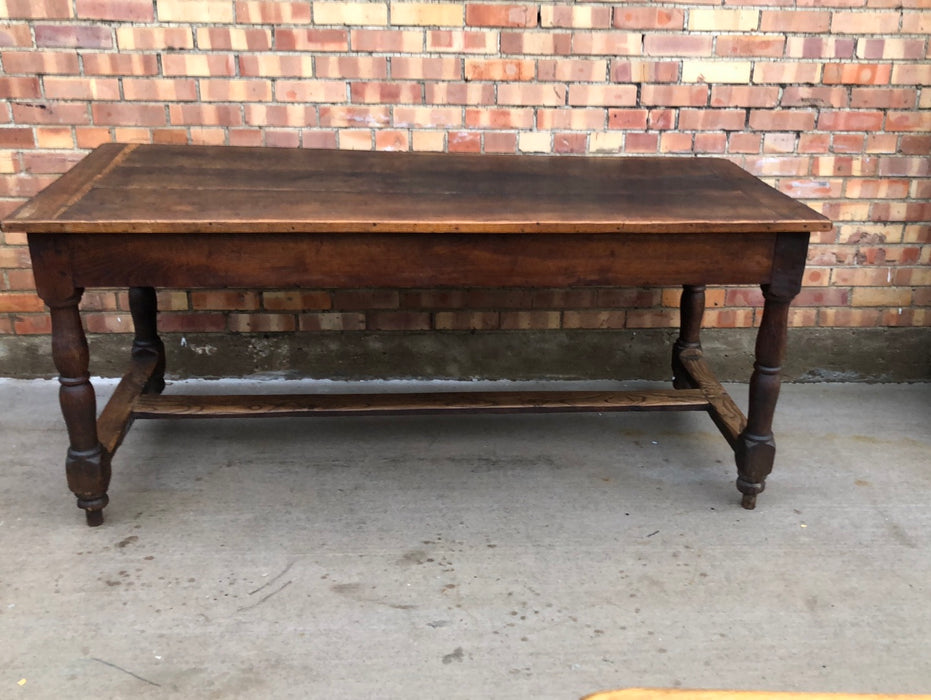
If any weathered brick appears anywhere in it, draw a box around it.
[539,58,605,82]
[1,0,72,19]
[391,57,460,80]
[198,27,271,50]
[391,3,462,27]
[816,110,884,131]
[340,128,370,148]
[448,130,481,152]
[499,31,570,55]
[158,0,233,23]
[465,109,534,129]
[244,104,317,127]
[35,126,75,149]
[315,2,388,25]
[465,58,534,81]
[351,81,421,104]
[319,106,390,127]
[716,36,785,58]
[857,38,925,60]
[682,61,752,84]
[235,1,311,24]
[351,29,423,53]
[832,11,901,34]
[93,103,166,126]
[822,63,892,85]
[200,79,273,102]
[689,9,759,31]
[169,104,243,126]
[753,62,821,84]
[123,78,198,102]
[165,54,236,77]
[710,86,779,108]
[44,77,120,100]
[408,129,443,151]
[760,10,830,33]
[228,313,296,333]
[615,60,679,83]
[541,5,612,29]
[0,23,33,47]
[850,88,918,109]
[191,291,260,310]
[572,32,641,56]
[0,76,40,98]
[625,133,659,153]
[434,311,499,330]
[728,133,762,153]
[885,111,931,132]
[679,109,746,131]
[277,80,346,103]
[317,56,388,79]
[83,52,159,76]
[36,24,112,48]
[116,26,193,50]
[608,109,648,129]
[299,312,365,331]
[498,83,567,106]
[891,64,931,85]
[614,7,683,29]
[568,84,636,107]
[276,29,348,51]
[641,85,708,107]
[643,34,712,57]
[786,37,855,60]
[781,87,848,108]
[832,134,866,153]
[466,4,537,27]
[375,129,409,151]
[537,108,604,130]
[368,311,430,331]
[77,0,153,21]
[394,106,461,128]
[2,50,80,74]
[0,127,35,148]
[427,82,493,105]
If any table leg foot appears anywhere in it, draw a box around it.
[67,444,111,526]
[80,499,107,527]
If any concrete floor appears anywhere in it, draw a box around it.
[0,378,929,698]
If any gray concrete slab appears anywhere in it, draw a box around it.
[0,379,929,698]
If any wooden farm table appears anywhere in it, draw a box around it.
[4,144,831,526]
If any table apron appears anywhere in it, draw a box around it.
[48,232,781,289]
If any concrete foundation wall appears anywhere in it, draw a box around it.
[2,328,928,382]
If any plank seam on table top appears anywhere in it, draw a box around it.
[52,143,138,220]
[4,144,832,234]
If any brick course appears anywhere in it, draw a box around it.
[0,1,927,342]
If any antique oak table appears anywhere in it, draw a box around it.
[4,144,831,526]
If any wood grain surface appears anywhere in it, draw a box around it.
[4,144,832,235]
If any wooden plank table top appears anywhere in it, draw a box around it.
[4,143,829,235]
[4,144,831,527]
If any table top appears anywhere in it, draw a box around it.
[4,143,831,235]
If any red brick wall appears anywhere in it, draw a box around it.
[1,1,929,340]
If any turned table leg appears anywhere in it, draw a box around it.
[735,233,808,509]
[672,284,705,389]
[49,290,110,526]
[129,286,166,394]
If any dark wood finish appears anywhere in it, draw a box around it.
[5,144,832,525]
[4,144,831,236]
[132,389,710,419]
[672,284,706,390]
